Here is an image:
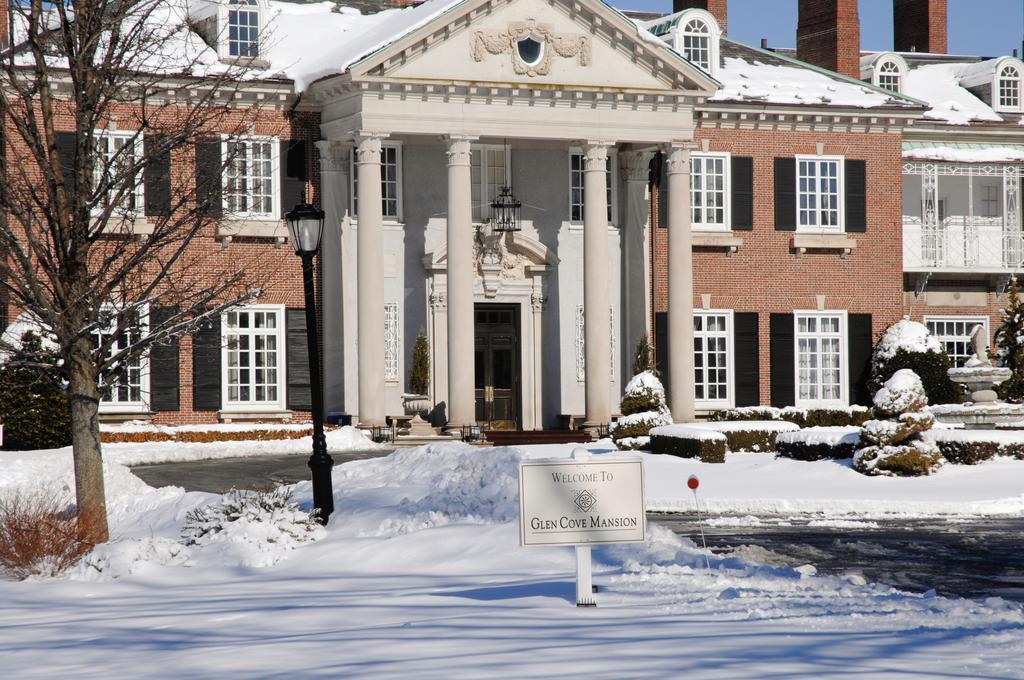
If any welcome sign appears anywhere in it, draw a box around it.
[519,457,646,547]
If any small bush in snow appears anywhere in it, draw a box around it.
[853,441,943,477]
[649,428,727,463]
[860,412,934,447]
[867,319,960,405]
[612,371,671,450]
[929,431,1024,465]
[182,487,324,549]
[0,490,89,579]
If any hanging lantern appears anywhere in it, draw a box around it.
[490,185,522,232]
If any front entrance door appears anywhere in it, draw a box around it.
[474,304,521,430]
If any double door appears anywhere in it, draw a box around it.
[474,305,520,430]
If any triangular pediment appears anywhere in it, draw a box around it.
[349,0,717,94]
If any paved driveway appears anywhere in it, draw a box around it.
[130,449,393,494]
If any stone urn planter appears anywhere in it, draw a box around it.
[402,393,431,416]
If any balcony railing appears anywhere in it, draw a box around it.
[903,216,1024,273]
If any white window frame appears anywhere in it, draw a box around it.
[690,152,731,232]
[694,309,734,409]
[924,316,990,368]
[97,304,150,413]
[794,310,848,407]
[876,59,902,93]
[795,154,844,233]
[213,0,265,61]
[93,130,144,217]
[568,147,618,226]
[669,9,720,78]
[220,304,286,412]
[997,64,1023,113]
[471,143,512,223]
[222,135,279,220]
[350,141,403,222]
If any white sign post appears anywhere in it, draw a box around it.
[519,448,646,607]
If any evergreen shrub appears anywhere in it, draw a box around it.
[0,332,71,450]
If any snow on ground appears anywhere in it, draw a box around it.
[1,440,1024,677]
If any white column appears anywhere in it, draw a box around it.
[583,142,612,430]
[446,136,476,430]
[315,140,351,416]
[666,144,695,422]
[356,134,386,427]
[620,150,654,373]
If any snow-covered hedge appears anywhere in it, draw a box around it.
[648,425,727,463]
[925,429,1024,465]
[709,405,871,428]
[775,427,862,461]
[677,420,799,453]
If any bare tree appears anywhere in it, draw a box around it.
[0,0,294,543]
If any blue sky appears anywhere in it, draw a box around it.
[614,0,1024,57]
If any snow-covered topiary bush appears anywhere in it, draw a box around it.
[181,487,325,567]
[867,319,960,405]
[855,369,942,477]
[871,368,928,418]
[611,371,672,450]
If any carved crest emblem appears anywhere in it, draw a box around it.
[471,18,591,77]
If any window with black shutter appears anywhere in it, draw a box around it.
[733,312,759,406]
[847,313,873,405]
[192,315,222,411]
[769,313,795,407]
[280,140,307,218]
[844,159,867,233]
[55,131,78,198]
[731,156,754,231]
[286,308,312,411]
[195,139,222,218]
[149,306,180,412]
[654,312,669,392]
[144,136,171,217]
[773,157,796,231]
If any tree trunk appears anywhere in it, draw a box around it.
[67,337,109,545]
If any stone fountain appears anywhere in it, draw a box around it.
[932,325,1024,428]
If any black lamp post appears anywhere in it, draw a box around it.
[285,200,333,525]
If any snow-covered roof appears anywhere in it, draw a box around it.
[903,141,1024,163]
[901,62,1004,125]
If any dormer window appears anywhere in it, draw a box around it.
[682,19,710,71]
[668,9,721,78]
[999,64,1022,111]
[877,59,902,93]
[227,0,260,58]
[861,53,907,94]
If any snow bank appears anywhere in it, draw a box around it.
[873,319,942,360]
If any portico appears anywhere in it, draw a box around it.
[312,0,716,430]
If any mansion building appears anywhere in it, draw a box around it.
[2,0,1018,431]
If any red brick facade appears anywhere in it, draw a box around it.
[796,0,861,80]
[894,0,948,54]
[652,127,907,406]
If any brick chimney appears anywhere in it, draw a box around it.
[673,0,728,33]
[894,0,947,54]
[796,0,861,80]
